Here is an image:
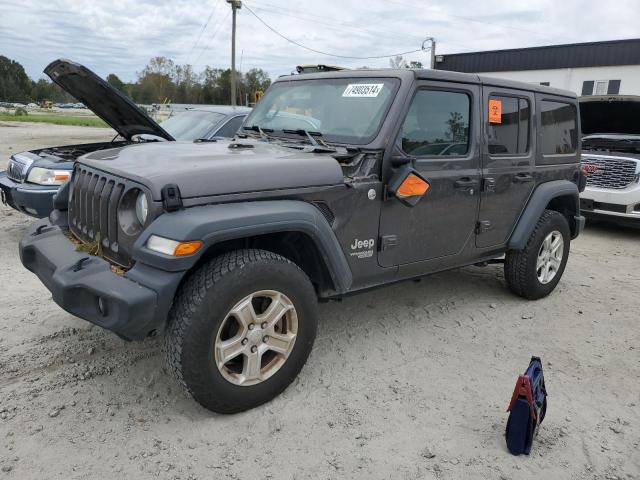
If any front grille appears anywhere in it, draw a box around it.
[7,158,28,182]
[582,155,639,189]
[69,166,130,267]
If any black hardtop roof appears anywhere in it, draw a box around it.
[276,68,576,99]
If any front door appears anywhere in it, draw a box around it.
[476,88,535,247]
[378,82,481,267]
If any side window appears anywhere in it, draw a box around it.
[215,115,245,138]
[401,90,470,157]
[487,95,530,155]
[540,101,577,155]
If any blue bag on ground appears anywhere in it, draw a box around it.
[505,356,547,455]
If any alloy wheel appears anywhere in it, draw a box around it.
[536,230,564,284]
[214,290,298,386]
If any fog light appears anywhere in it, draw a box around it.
[97,297,108,317]
[634,203,640,212]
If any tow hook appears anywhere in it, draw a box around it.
[32,224,55,236]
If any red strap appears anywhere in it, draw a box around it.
[507,375,537,421]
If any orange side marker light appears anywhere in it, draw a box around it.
[174,240,203,256]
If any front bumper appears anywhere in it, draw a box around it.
[580,183,640,223]
[0,171,58,218]
[19,218,184,340]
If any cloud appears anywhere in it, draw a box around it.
[1,0,639,82]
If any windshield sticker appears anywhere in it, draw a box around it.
[342,83,384,98]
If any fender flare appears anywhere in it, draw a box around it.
[132,200,353,293]
[508,180,580,250]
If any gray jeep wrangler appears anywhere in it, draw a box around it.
[20,66,585,413]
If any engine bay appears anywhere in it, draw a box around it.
[33,141,129,163]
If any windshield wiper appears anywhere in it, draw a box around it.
[283,128,323,145]
[242,124,273,140]
[282,129,336,152]
[194,138,217,143]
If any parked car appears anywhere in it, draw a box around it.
[0,60,250,218]
[159,105,250,142]
[20,67,584,413]
[579,95,640,226]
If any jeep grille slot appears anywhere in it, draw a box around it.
[582,156,640,189]
[69,166,130,267]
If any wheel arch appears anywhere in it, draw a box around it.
[192,231,337,296]
[132,200,353,296]
[508,180,582,250]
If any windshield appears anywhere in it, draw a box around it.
[244,77,400,144]
[160,111,225,141]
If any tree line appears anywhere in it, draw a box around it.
[0,55,271,105]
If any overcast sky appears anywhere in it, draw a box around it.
[1,0,639,82]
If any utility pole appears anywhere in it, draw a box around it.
[430,38,436,70]
[227,0,241,105]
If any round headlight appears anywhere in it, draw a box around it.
[135,192,148,225]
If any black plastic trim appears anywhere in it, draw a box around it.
[19,219,183,340]
[132,200,353,293]
[508,180,580,250]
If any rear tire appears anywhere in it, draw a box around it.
[504,210,570,300]
[164,249,318,413]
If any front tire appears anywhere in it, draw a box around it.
[164,249,318,413]
[504,210,570,300]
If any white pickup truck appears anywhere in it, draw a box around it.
[580,95,640,226]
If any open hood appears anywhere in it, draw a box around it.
[44,59,174,141]
[580,95,640,136]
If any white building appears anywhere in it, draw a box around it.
[435,38,640,96]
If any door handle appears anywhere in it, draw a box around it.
[454,177,479,188]
[513,173,533,183]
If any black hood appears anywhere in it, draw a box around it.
[580,95,640,136]
[44,59,174,141]
[79,140,344,200]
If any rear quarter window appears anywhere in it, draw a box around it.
[540,100,578,155]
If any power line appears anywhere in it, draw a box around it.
[246,0,510,52]
[248,2,424,46]
[192,9,232,67]
[243,3,424,60]
[187,0,223,63]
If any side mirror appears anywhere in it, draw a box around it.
[387,165,430,207]
[390,154,412,167]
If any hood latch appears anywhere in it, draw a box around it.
[161,184,183,212]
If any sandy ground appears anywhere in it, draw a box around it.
[0,123,638,479]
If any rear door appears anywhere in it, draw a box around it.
[476,88,535,247]
[378,81,481,267]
